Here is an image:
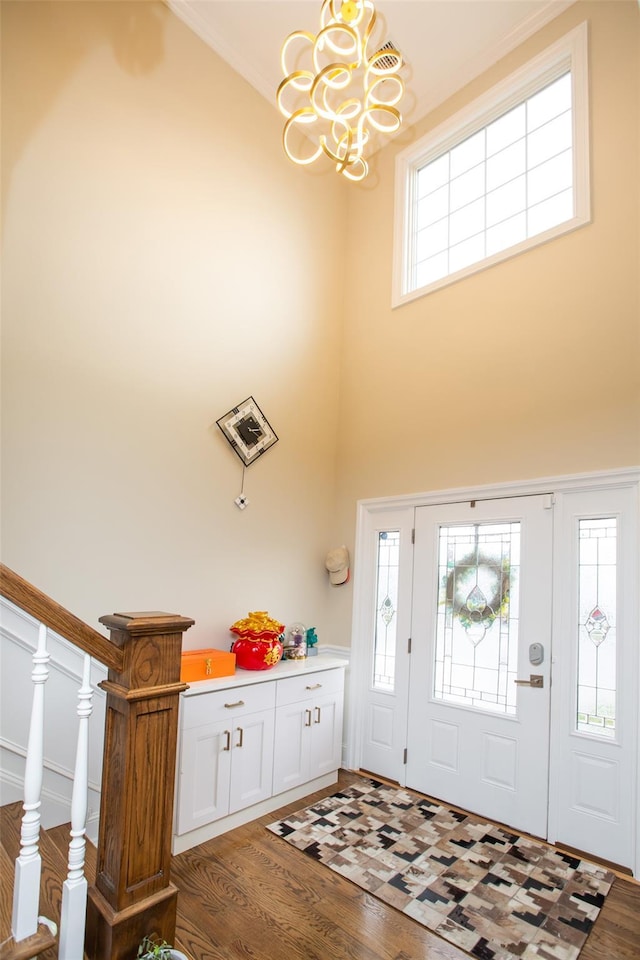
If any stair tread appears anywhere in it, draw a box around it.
[0,923,57,960]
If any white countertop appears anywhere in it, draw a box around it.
[181,652,347,698]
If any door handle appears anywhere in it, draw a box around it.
[304,709,312,727]
[223,730,231,751]
[236,726,244,747]
[514,674,544,688]
[314,706,321,724]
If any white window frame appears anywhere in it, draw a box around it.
[392,21,590,307]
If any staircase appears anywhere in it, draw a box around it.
[0,565,194,960]
[1,802,97,960]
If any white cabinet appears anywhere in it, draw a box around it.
[176,682,275,836]
[174,658,346,852]
[273,668,344,794]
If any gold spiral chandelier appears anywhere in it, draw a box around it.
[277,0,405,182]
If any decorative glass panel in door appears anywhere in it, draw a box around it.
[434,521,520,714]
[577,518,617,737]
[373,530,400,692]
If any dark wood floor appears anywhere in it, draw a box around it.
[171,770,640,960]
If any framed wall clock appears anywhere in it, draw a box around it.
[216,397,278,467]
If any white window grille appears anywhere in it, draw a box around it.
[393,22,590,306]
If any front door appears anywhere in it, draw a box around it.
[406,495,552,839]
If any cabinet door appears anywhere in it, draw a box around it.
[311,693,343,778]
[176,720,231,835]
[273,701,312,795]
[229,709,275,814]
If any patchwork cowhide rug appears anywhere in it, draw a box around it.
[267,779,615,960]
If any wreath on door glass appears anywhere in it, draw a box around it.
[444,554,511,634]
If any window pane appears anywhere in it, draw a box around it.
[449,197,484,246]
[373,530,400,691]
[486,175,526,228]
[434,522,520,715]
[528,149,572,206]
[450,163,485,212]
[486,139,527,191]
[487,103,526,156]
[527,111,572,167]
[417,217,448,261]
[577,518,617,737]
[416,250,449,287]
[528,72,572,131]
[449,233,485,273]
[417,153,449,197]
[486,213,527,256]
[450,129,485,177]
[528,188,573,236]
[417,184,449,229]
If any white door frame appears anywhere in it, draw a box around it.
[346,467,640,876]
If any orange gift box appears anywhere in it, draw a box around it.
[180,648,236,682]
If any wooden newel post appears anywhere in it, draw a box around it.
[85,611,194,960]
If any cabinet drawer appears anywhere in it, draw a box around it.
[182,682,276,729]
[276,668,344,707]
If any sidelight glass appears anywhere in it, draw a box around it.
[434,521,520,714]
[577,518,617,737]
[373,530,400,691]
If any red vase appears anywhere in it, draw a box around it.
[232,636,284,670]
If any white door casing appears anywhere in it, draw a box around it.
[347,469,639,875]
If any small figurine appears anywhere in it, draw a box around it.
[284,622,307,659]
[306,627,318,656]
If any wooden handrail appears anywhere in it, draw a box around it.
[0,564,124,673]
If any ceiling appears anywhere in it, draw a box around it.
[167,1,575,136]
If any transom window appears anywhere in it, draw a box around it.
[393,22,589,305]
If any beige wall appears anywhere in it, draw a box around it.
[1,1,349,647]
[332,0,639,632]
[2,2,638,654]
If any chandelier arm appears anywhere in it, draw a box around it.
[341,157,368,181]
[362,103,401,134]
[280,30,316,76]
[313,23,361,71]
[360,2,377,60]
[366,75,404,109]
[277,71,316,118]
[282,110,325,166]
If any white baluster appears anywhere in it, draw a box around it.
[58,653,93,960]
[11,622,49,941]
